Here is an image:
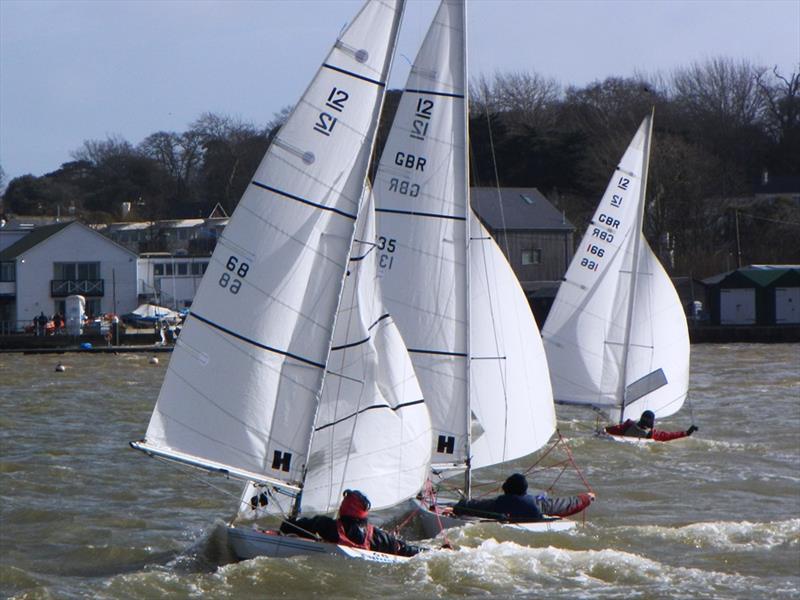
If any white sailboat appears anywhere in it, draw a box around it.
[541,114,690,439]
[131,0,433,563]
[372,0,571,536]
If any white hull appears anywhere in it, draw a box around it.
[412,499,577,539]
[227,526,411,564]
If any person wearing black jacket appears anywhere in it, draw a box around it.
[280,489,421,557]
[453,473,595,521]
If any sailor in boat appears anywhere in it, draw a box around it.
[604,410,699,441]
[279,490,422,557]
[451,473,595,522]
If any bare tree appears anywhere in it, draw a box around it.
[138,130,204,203]
[672,57,765,128]
[756,66,800,174]
[71,135,135,166]
[471,70,561,132]
[670,57,770,194]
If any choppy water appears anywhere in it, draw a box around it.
[1,344,798,599]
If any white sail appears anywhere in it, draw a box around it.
[134,0,406,492]
[373,0,469,468]
[240,187,431,517]
[542,115,690,423]
[374,0,555,474]
[298,187,431,514]
[469,215,556,470]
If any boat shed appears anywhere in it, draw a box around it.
[703,265,800,325]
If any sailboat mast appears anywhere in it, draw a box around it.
[617,110,654,424]
[290,0,407,518]
[461,0,473,500]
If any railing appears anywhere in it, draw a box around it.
[50,279,105,297]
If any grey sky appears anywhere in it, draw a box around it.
[1,0,798,184]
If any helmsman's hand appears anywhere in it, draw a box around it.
[686,425,699,435]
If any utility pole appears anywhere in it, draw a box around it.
[734,209,742,268]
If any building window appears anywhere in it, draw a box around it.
[521,249,542,265]
[54,262,100,280]
[154,264,164,276]
[177,263,188,276]
[0,262,14,282]
[164,263,174,276]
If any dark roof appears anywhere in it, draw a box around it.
[470,187,573,232]
[0,221,72,260]
[702,265,800,287]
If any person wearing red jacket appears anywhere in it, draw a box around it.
[279,489,421,556]
[605,410,698,441]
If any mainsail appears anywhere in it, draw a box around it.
[542,115,690,423]
[132,0,430,513]
[374,0,555,481]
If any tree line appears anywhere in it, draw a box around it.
[2,57,798,277]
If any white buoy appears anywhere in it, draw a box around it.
[55,363,66,372]
[149,356,159,365]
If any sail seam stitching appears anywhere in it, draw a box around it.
[314,399,426,432]
[375,207,466,221]
[330,314,391,351]
[407,348,468,357]
[322,63,386,87]
[251,180,357,220]
[405,88,464,99]
[190,312,325,368]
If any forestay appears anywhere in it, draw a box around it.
[133,0,406,493]
[542,115,690,423]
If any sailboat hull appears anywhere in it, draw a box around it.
[600,433,658,445]
[411,499,577,539]
[227,526,412,563]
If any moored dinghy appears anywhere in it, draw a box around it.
[541,114,692,441]
[131,0,433,564]
[373,0,583,537]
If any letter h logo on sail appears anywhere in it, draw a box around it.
[271,450,292,472]
[437,435,455,455]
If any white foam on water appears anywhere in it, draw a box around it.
[622,519,800,550]
[411,538,759,595]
